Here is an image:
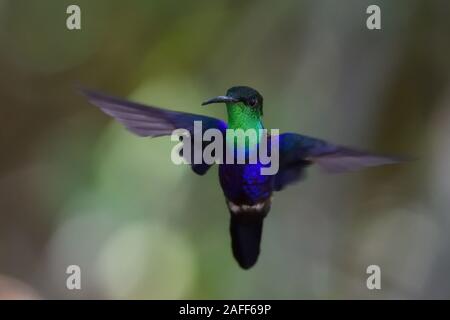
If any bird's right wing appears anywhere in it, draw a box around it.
[80,88,227,175]
[274,132,405,191]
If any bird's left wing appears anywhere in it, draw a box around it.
[80,88,227,175]
[273,132,404,191]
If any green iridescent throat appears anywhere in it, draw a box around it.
[226,102,263,150]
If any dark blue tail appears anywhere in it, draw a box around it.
[230,215,264,269]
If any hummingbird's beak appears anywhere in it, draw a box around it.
[201,96,239,106]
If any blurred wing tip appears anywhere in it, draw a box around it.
[395,155,417,162]
[76,86,112,104]
[373,154,416,165]
[75,85,96,98]
[314,153,413,174]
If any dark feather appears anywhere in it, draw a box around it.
[230,214,264,270]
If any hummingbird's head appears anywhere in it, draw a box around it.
[202,86,263,116]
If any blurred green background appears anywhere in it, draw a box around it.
[0,0,449,299]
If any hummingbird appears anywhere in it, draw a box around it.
[80,86,403,269]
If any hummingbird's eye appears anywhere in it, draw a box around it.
[248,97,258,107]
